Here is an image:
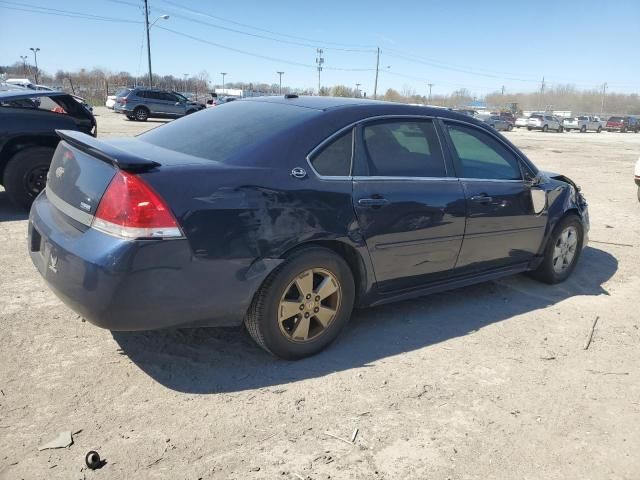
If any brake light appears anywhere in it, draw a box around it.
[92,170,182,239]
[120,98,128,104]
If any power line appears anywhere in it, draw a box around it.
[156,0,377,51]
[155,25,374,72]
[0,1,142,23]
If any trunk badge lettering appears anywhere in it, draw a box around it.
[55,167,65,178]
[80,202,91,212]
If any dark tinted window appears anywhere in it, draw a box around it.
[530,114,543,119]
[309,130,352,176]
[140,100,319,163]
[136,90,148,98]
[361,120,446,177]
[608,116,623,122]
[445,123,522,180]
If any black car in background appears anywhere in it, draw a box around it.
[0,91,96,208]
[29,97,589,359]
[113,87,205,121]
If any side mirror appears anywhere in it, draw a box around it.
[524,172,541,187]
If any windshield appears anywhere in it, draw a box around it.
[139,100,319,163]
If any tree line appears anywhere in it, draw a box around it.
[2,62,638,115]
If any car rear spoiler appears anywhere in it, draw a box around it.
[56,130,160,172]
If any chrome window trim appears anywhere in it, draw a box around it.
[458,178,523,183]
[353,176,458,182]
[45,187,94,226]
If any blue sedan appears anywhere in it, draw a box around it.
[29,96,589,359]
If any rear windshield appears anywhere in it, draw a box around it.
[139,100,319,163]
[577,116,588,120]
[608,116,623,122]
[530,114,543,119]
[115,88,131,97]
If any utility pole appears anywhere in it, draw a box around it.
[29,47,40,83]
[277,71,284,94]
[600,82,607,114]
[373,47,380,99]
[220,72,227,94]
[427,83,434,103]
[19,55,28,76]
[144,0,152,87]
[539,76,546,110]
[355,83,361,97]
[315,48,324,95]
[183,73,188,93]
[501,85,505,96]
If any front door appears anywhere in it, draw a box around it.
[442,121,547,272]
[352,118,467,292]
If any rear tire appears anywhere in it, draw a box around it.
[529,214,584,284]
[245,247,355,360]
[134,106,149,122]
[542,125,548,132]
[580,125,587,133]
[527,126,532,131]
[596,126,602,133]
[3,146,54,209]
[507,124,513,131]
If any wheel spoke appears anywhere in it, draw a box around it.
[294,271,313,299]
[279,300,301,321]
[291,316,310,341]
[315,275,337,301]
[314,306,336,327]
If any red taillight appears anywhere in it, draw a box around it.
[92,170,182,239]
[120,98,128,104]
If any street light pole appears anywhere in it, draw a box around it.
[277,71,284,95]
[143,1,169,88]
[220,72,227,94]
[427,83,434,103]
[19,55,28,76]
[355,83,361,97]
[29,47,40,83]
[183,73,188,93]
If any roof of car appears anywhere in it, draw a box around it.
[0,90,70,101]
[241,95,476,121]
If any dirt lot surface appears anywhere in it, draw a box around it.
[1,107,639,479]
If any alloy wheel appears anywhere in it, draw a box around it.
[278,268,342,342]
[552,226,578,273]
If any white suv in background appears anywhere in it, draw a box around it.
[528,114,563,132]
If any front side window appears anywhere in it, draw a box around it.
[445,123,522,180]
[361,120,446,177]
[309,130,352,177]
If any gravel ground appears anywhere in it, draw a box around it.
[1,107,639,479]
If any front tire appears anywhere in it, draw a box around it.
[3,146,54,209]
[580,125,587,133]
[245,247,355,359]
[596,126,602,133]
[542,125,549,132]
[530,214,584,284]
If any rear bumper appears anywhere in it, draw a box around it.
[28,191,275,331]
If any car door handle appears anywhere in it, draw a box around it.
[358,197,389,207]
[470,195,493,204]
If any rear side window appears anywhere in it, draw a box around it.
[361,120,446,177]
[445,123,522,180]
[309,130,352,176]
[139,100,319,163]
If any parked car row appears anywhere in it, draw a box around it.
[512,112,640,134]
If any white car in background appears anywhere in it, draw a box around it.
[105,87,132,109]
[564,115,604,133]
[515,116,529,128]
[528,113,563,132]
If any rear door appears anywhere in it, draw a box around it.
[351,118,466,292]
[441,121,546,272]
